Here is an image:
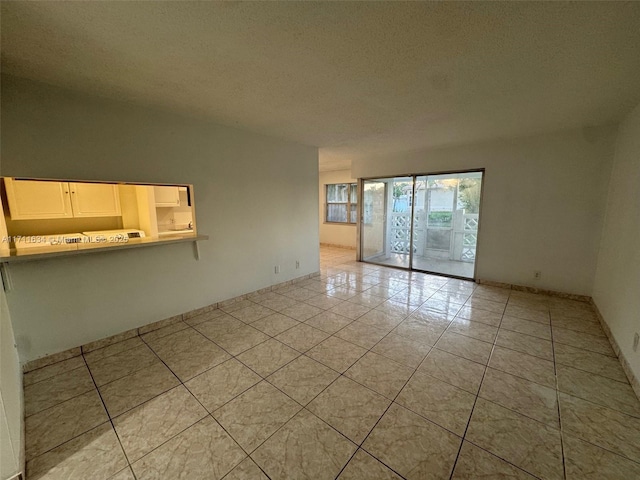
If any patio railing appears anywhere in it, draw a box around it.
[388,211,478,262]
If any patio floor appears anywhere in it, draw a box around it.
[364,253,475,278]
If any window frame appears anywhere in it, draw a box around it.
[325,182,358,225]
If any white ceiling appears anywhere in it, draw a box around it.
[2,2,640,172]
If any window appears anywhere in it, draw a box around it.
[326,183,357,224]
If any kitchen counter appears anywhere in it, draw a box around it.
[0,233,208,263]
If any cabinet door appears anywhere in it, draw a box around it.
[4,178,73,219]
[154,186,180,206]
[69,182,121,217]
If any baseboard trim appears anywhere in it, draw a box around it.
[320,242,356,250]
[22,270,321,372]
[476,278,591,303]
[478,279,639,400]
[590,299,640,400]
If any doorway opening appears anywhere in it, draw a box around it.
[359,170,483,279]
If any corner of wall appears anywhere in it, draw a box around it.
[590,299,640,399]
[591,102,640,395]
[0,288,24,480]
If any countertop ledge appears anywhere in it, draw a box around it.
[0,234,209,263]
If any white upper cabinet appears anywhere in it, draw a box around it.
[4,178,121,220]
[154,186,180,206]
[69,182,121,217]
[4,178,73,219]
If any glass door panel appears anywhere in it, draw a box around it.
[411,172,482,278]
[361,180,386,262]
[361,177,412,269]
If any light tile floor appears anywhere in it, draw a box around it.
[23,246,640,479]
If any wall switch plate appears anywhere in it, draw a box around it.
[534,270,542,280]
[295,260,300,269]
[274,266,280,274]
[634,333,639,352]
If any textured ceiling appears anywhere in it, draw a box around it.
[2,2,640,172]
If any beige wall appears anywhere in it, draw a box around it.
[352,126,617,295]
[593,102,640,383]
[318,170,357,249]
[1,75,319,363]
[0,287,23,480]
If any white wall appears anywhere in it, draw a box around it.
[352,126,617,295]
[593,103,640,382]
[0,287,23,480]
[319,170,357,249]
[1,75,319,363]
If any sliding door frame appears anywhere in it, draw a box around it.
[357,168,486,281]
[356,178,364,261]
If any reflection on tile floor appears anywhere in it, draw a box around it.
[23,246,640,479]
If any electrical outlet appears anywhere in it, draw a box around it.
[295,260,300,269]
[634,333,639,352]
[534,270,542,280]
[274,266,280,274]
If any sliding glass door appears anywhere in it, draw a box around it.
[360,171,483,279]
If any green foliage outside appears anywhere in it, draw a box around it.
[458,179,481,213]
[427,211,452,226]
[393,183,411,198]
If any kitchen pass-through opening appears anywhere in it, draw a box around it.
[359,170,484,280]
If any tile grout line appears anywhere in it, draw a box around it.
[549,306,568,480]
[108,334,210,476]
[214,270,436,477]
[341,280,475,477]
[80,354,138,480]
[136,329,270,479]
[113,332,237,471]
[325,258,558,477]
[445,292,554,480]
[168,284,381,471]
[446,295,507,480]
[23,357,134,473]
[209,356,351,473]
[22,362,87,388]
[127,261,477,476]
